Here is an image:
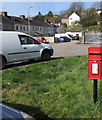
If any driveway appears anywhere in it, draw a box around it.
[51,41,100,58]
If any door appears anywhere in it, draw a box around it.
[18,35,41,60]
[3,33,24,63]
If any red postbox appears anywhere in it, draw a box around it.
[88,47,102,80]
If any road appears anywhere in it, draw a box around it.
[51,41,100,58]
[4,41,100,69]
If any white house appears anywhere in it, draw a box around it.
[61,12,81,26]
[68,12,80,25]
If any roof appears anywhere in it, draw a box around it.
[30,19,51,27]
[11,16,28,25]
[62,16,68,19]
[69,12,80,18]
[0,15,14,24]
[61,12,81,20]
[0,14,51,27]
[96,9,102,11]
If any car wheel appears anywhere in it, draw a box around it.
[41,51,51,61]
[0,56,6,70]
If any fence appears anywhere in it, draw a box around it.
[84,32,102,44]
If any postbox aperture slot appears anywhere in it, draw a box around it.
[89,53,102,55]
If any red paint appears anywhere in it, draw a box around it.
[36,37,46,43]
[88,47,102,80]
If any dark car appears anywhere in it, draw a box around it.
[58,36,71,42]
[0,103,35,120]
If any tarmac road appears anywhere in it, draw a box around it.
[51,41,100,58]
[4,41,100,69]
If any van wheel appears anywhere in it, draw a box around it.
[41,51,51,61]
[0,56,6,70]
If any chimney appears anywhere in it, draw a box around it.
[19,15,25,19]
[0,11,7,16]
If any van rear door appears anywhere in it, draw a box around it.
[18,35,41,60]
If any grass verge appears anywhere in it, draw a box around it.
[2,56,101,119]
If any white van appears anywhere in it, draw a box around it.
[0,31,54,69]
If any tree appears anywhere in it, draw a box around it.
[47,11,53,17]
[34,12,44,21]
[80,8,98,27]
[66,22,82,32]
[38,12,42,17]
[91,1,102,9]
[62,23,67,28]
[69,2,84,15]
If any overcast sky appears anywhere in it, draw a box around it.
[0,1,98,17]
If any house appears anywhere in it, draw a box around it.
[61,12,81,26]
[30,19,53,35]
[96,9,102,14]
[68,12,80,25]
[12,15,29,33]
[0,12,14,31]
[0,11,57,36]
[53,15,59,18]
[61,16,69,26]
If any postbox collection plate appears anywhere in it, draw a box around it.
[92,63,98,74]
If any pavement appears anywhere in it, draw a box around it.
[51,41,100,58]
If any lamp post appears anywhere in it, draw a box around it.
[28,6,33,35]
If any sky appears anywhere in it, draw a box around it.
[0,1,100,17]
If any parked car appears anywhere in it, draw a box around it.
[58,36,71,42]
[36,37,49,44]
[68,34,79,40]
[0,31,54,69]
[36,37,46,43]
[75,34,79,40]
[55,33,72,40]
[68,34,76,40]
[0,103,35,120]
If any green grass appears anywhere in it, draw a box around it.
[2,56,101,119]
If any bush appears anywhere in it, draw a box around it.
[45,34,54,37]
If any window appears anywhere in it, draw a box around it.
[27,26,29,31]
[71,22,73,24]
[33,26,34,31]
[20,25,22,30]
[18,35,41,45]
[36,27,38,31]
[40,28,42,31]
[23,26,25,31]
[16,25,18,30]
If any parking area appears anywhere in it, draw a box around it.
[51,41,100,58]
